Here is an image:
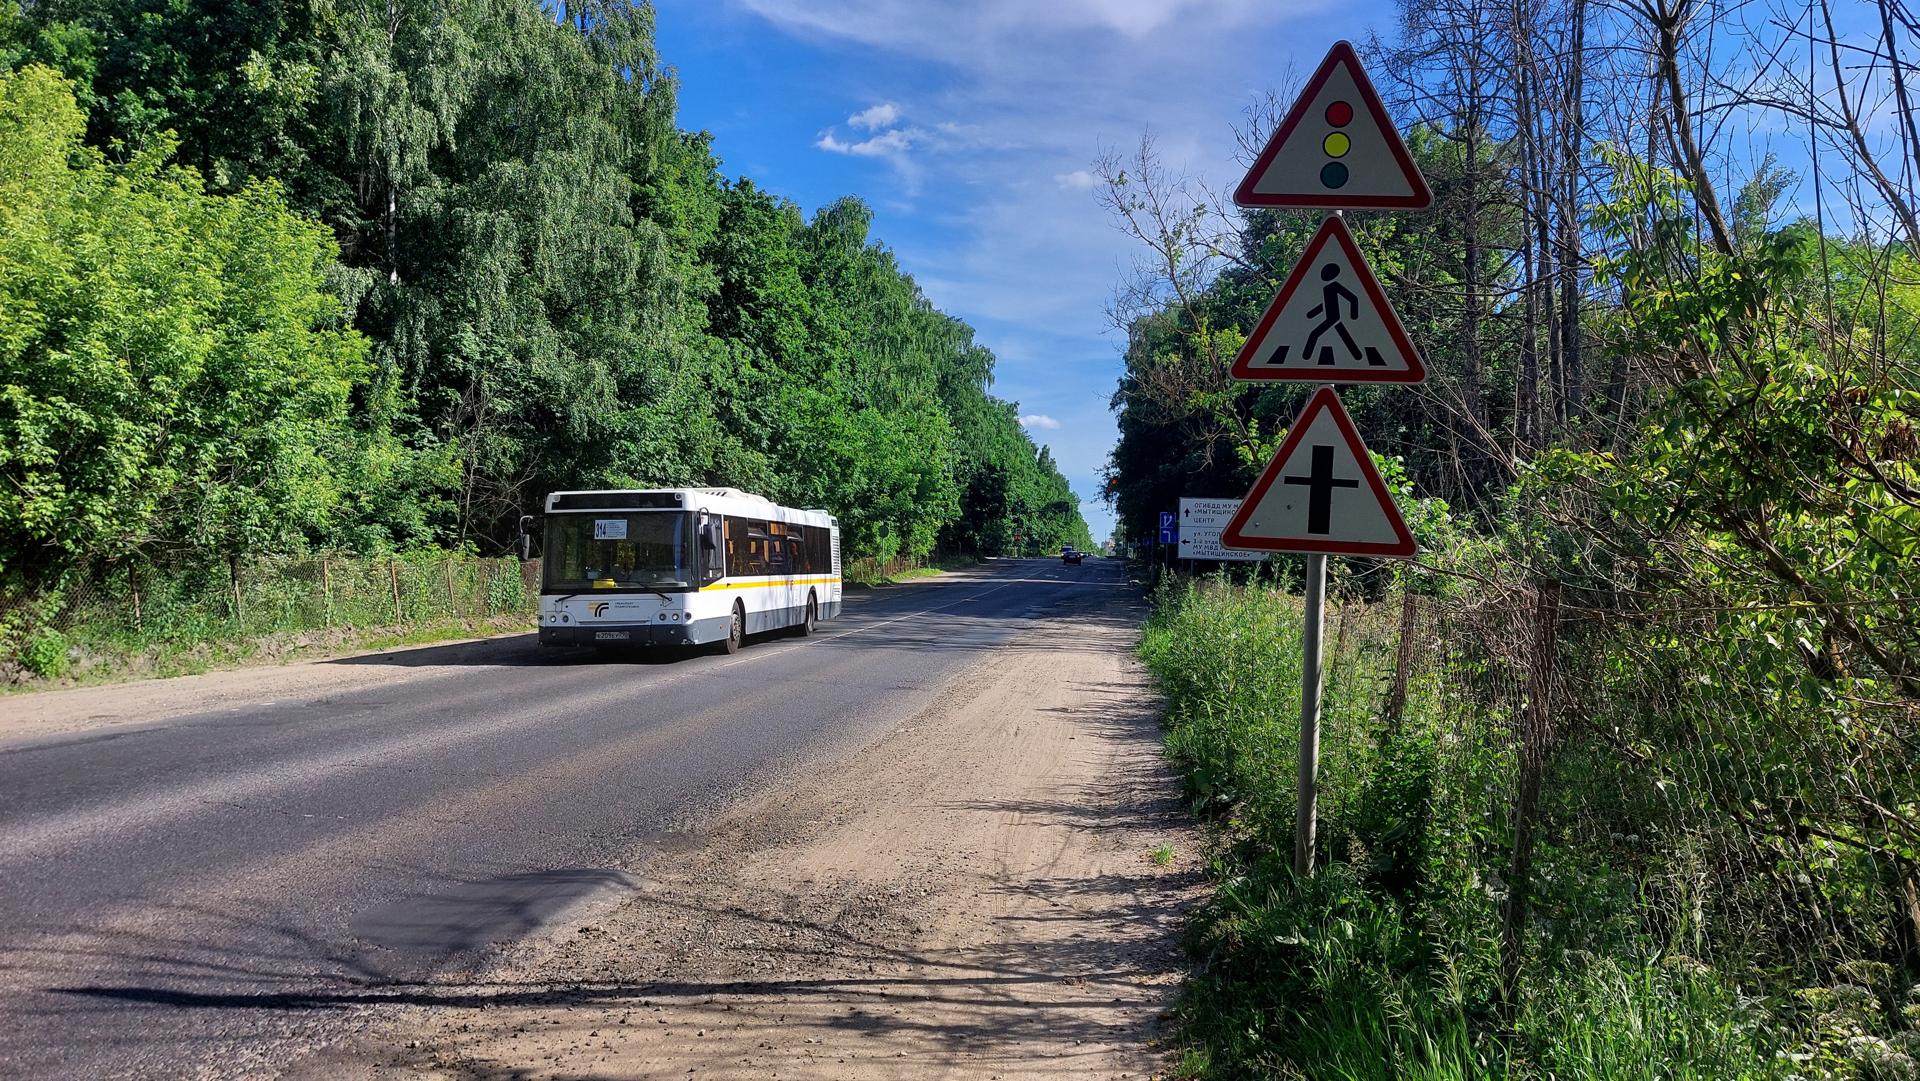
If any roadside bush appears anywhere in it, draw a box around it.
[20,626,67,677]
[1142,577,1814,1081]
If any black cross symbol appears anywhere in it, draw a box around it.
[1283,445,1358,535]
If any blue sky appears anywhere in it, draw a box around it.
[652,0,1398,542]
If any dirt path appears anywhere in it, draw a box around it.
[297,591,1199,1080]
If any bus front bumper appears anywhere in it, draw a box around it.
[539,616,730,647]
[540,622,691,647]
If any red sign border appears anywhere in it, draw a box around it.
[1220,387,1417,557]
[1233,40,1433,210]
[1229,216,1428,384]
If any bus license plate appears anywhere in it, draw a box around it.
[594,631,630,641]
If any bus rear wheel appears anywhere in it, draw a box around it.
[717,603,744,655]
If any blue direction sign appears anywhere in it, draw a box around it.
[1158,511,1179,545]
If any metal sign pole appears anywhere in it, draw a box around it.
[1226,47,1433,875]
[1296,549,1327,876]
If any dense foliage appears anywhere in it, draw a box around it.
[1141,581,1856,1081]
[0,0,1089,591]
[1105,1,1920,1078]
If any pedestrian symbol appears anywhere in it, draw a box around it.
[1229,216,1426,384]
[1304,262,1386,367]
[1220,387,1415,557]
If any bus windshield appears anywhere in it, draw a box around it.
[544,512,693,591]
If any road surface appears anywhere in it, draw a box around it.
[0,557,1181,1079]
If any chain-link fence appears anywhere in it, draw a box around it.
[3,554,541,683]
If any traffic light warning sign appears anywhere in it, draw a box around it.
[1233,40,1431,210]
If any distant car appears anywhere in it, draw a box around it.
[1062,547,1083,565]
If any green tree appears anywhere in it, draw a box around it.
[0,64,369,579]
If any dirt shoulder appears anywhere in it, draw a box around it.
[300,587,1199,1080]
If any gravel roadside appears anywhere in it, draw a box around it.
[292,586,1200,1080]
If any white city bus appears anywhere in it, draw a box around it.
[532,488,841,654]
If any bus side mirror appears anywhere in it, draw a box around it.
[518,515,536,561]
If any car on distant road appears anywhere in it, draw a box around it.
[1062,547,1084,565]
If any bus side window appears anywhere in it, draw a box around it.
[808,529,829,576]
[761,520,787,571]
[725,516,751,576]
[745,521,771,574]
[787,526,808,573]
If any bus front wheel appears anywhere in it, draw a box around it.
[718,603,744,655]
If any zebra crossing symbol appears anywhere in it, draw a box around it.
[1229,215,1426,384]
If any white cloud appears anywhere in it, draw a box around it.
[734,0,1278,58]
[1019,414,1061,430]
[849,102,901,129]
[1054,169,1097,191]
[816,127,917,158]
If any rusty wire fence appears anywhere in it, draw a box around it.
[1377,583,1920,997]
[3,554,541,682]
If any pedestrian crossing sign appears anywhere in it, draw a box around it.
[1234,40,1431,210]
[1221,387,1415,557]
[1229,215,1426,384]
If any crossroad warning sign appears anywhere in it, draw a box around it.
[1234,40,1431,210]
[1221,387,1415,557]
[1230,216,1425,383]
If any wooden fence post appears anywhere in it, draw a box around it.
[389,560,403,623]
[129,563,142,630]
[1500,580,1562,1007]
[1383,588,1418,732]
[444,560,458,618]
[320,557,332,627]
[229,554,244,629]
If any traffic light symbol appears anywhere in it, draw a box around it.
[1321,100,1353,190]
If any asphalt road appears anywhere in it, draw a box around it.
[0,557,1133,1080]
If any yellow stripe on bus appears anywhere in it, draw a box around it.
[700,575,841,592]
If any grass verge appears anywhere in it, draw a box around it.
[4,614,532,695]
[842,555,981,587]
[1137,577,1878,1081]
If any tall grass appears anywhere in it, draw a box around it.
[1140,578,1810,1081]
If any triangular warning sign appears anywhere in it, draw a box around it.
[1231,216,1426,384]
[1234,41,1431,210]
[1221,387,1415,557]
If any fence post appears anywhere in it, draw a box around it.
[1383,588,1418,732]
[229,554,244,629]
[129,563,142,630]
[1500,579,1561,1008]
[320,557,332,627]
[389,560,403,623]
[444,560,458,618]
